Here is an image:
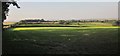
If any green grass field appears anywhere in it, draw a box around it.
[3,22,16,25]
[18,22,113,27]
[3,26,119,54]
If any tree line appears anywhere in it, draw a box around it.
[17,19,120,25]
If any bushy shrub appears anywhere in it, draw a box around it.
[59,20,65,24]
[112,20,120,26]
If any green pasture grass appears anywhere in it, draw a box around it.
[19,22,113,27]
[3,22,16,25]
[12,26,119,31]
[78,22,113,27]
[3,27,119,54]
[19,24,64,26]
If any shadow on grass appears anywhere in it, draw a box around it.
[2,26,119,54]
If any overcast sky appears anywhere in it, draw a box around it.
[16,0,120,2]
[5,2,118,22]
[0,0,119,2]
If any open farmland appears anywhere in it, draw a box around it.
[2,1,119,55]
[18,22,113,27]
[3,22,16,25]
[3,26,119,54]
[3,22,16,28]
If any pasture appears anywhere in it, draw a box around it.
[3,26,119,54]
[18,22,113,27]
[3,22,16,25]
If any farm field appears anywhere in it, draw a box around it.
[2,1,120,55]
[3,22,16,25]
[3,26,119,54]
[18,22,113,27]
[3,22,16,28]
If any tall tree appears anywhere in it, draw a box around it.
[2,0,20,22]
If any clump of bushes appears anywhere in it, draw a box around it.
[112,20,120,26]
[58,20,71,24]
